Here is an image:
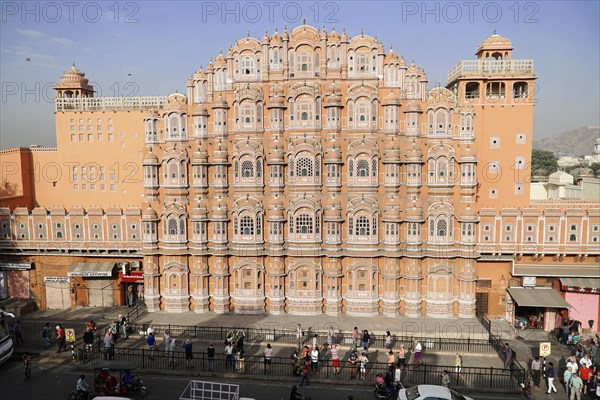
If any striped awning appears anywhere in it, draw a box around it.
[560,278,600,290]
[67,262,115,278]
[507,287,572,309]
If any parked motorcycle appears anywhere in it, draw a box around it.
[374,372,403,400]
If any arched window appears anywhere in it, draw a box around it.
[297,157,313,177]
[297,52,312,73]
[242,160,254,178]
[240,216,254,235]
[56,232,63,238]
[168,218,178,235]
[242,56,255,75]
[357,160,369,177]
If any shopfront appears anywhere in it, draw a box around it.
[506,286,572,332]
[44,276,71,309]
[0,263,32,299]
[119,271,144,306]
[67,262,117,307]
[559,278,600,332]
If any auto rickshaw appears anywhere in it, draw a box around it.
[93,361,147,397]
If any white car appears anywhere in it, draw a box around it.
[397,385,474,400]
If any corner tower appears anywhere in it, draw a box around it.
[447,32,536,208]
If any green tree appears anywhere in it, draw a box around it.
[589,162,600,173]
[531,149,559,175]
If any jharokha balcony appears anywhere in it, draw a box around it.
[448,59,534,83]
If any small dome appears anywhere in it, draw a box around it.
[210,202,228,219]
[382,92,400,106]
[142,206,158,220]
[340,29,348,42]
[404,101,422,113]
[212,142,228,163]
[570,167,594,178]
[384,49,400,64]
[192,104,209,116]
[213,95,228,109]
[325,138,342,162]
[271,29,281,42]
[192,145,209,163]
[282,28,289,41]
[191,202,208,220]
[267,196,285,220]
[384,139,401,162]
[59,64,89,84]
[262,31,270,44]
[325,92,342,106]
[461,145,476,159]
[406,203,422,219]
[215,52,226,65]
[324,195,342,220]
[477,32,513,54]
[404,141,422,160]
[206,62,214,72]
[143,148,159,164]
[460,206,477,219]
[329,29,340,41]
[268,138,284,162]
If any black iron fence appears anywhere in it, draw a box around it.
[83,347,522,391]
[128,323,496,354]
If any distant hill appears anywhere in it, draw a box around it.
[533,126,599,157]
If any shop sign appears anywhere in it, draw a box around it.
[44,276,70,283]
[120,271,144,283]
[69,271,113,278]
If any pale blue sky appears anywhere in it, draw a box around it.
[1,0,598,149]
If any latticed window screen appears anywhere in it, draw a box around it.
[296,157,313,177]
[356,216,370,236]
[295,214,313,234]
[241,160,254,178]
[240,216,254,235]
[357,160,369,177]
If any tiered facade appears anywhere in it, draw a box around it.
[1,26,598,321]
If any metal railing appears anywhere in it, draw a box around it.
[128,323,496,353]
[83,347,522,391]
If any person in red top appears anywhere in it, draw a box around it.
[580,365,591,395]
[56,324,67,353]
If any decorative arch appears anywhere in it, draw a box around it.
[427,202,455,244]
[287,197,322,242]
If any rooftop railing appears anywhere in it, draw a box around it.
[55,96,168,112]
[448,59,534,83]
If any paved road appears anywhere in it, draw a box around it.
[0,358,523,400]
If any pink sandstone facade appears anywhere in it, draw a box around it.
[0,26,598,326]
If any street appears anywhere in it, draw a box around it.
[1,358,522,400]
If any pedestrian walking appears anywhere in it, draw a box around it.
[182,338,193,370]
[331,344,340,375]
[531,356,541,387]
[42,322,52,348]
[413,339,423,365]
[590,340,597,366]
[385,331,393,350]
[264,343,273,374]
[358,352,369,381]
[570,371,584,400]
[225,342,234,369]
[83,327,94,353]
[310,346,319,374]
[56,324,67,353]
[146,332,156,360]
[299,358,310,387]
[296,324,304,348]
[352,327,360,349]
[23,352,31,382]
[235,330,245,352]
[361,330,370,351]
[12,320,24,344]
[441,369,450,388]
[565,366,574,397]
[237,350,245,373]
[581,354,592,369]
[397,345,407,370]
[168,337,177,366]
[580,365,590,395]
[503,342,513,369]
[546,362,557,394]
[455,353,462,374]
[163,330,171,355]
[207,344,215,371]
[103,330,114,360]
[349,348,358,380]
[327,326,336,346]
[387,350,395,374]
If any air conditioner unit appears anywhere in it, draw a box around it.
[523,277,536,287]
